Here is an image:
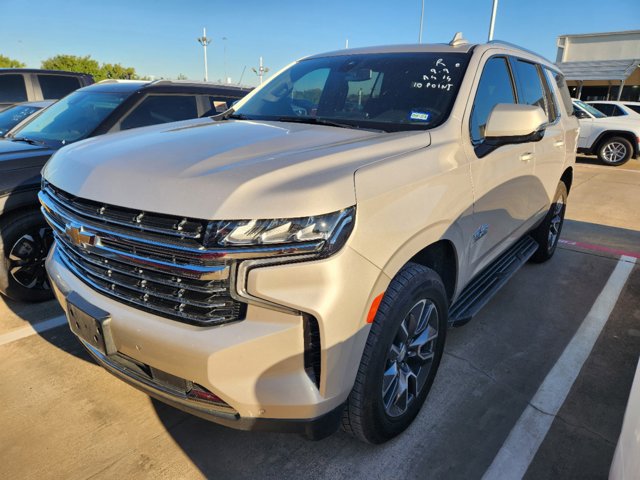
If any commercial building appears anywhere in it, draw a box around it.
[556,30,640,101]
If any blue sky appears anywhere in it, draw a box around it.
[1,0,638,86]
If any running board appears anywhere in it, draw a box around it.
[448,236,538,327]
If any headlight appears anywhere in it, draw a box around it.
[203,206,355,256]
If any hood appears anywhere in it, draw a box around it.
[0,138,56,170]
[43,119,430,219]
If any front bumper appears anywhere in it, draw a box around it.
[47,242,388,432]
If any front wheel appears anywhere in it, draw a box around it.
[342,263,447,444]
[529,182,568,263]
[0,210,54,302]
[597,136,632,166]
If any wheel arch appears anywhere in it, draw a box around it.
[560,166,573,194]
[593,130,639,158]
[407,240,458,304]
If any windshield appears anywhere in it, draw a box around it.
[13,90,129,146]
[0,105,42,136]
[574,100,606,118]
[235,52,471,132]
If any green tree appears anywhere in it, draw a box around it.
[41,54,101,78]
[100,63,136,80]
[0,54,26,68]
[40,54,142,82]
[176,73,188,80]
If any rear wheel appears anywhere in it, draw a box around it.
[0,210,54,302]
[342,263,447,444]
[597,136,632,166]
[529,182,567,263]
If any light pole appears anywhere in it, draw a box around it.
[488,0,499,41]
[252,57,270,85]
[418,0,425,43]
[196,27,211,81]
[222,36,228,83]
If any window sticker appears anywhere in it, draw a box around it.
[409,110,430,122]
[410,58,459,92]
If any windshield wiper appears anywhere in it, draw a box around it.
[11,136,47,146]
[275,116,381,131]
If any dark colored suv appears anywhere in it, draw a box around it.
[0,80,252,302]
[0,69,94,110]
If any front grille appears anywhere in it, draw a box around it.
[40,182,245,326]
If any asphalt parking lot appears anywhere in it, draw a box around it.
[1,159,639,480]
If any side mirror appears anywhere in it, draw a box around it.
[573,108,590,119]
[484,104,547,146]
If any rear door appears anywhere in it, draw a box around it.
[463,54,536,278]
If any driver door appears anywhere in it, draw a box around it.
[462,54,536,279]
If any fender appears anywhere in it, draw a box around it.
[0,187,40,217]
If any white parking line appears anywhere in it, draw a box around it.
[483,255,636,480]
[0,315,67,347]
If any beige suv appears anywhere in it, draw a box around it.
[40,35,578,443]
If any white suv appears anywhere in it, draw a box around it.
[40,36,578,443]
[588,100,640,119]
[572,99,640,165]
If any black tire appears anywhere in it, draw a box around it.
[529,182,568,263]
[597,136,632,166]
[0,209,54,302]
[342,263,448,444]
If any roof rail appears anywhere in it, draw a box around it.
[486,40,548,60]
[96,79,147,84]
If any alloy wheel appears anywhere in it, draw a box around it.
[602,142,627,164]
[8,227,53,290]
[382,299,439,417]
[547,198,565,253]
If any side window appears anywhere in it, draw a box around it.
[0,74,27,103]
[551,71,574,116]
[38,75,81,99]
[590,103,613,116]
[612,105,626,116]
[625,104,640,114]
[513,60,548,117]
[539,66,559,122]
[120,95,198,130]
[470,57,516,144]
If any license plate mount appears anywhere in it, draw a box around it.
[66,291,116,356]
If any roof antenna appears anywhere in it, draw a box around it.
[449,32,468,47]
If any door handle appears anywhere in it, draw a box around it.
[554,140,565,147]
[520,152,533,162]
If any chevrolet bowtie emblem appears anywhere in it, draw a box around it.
[64,223,97,248]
